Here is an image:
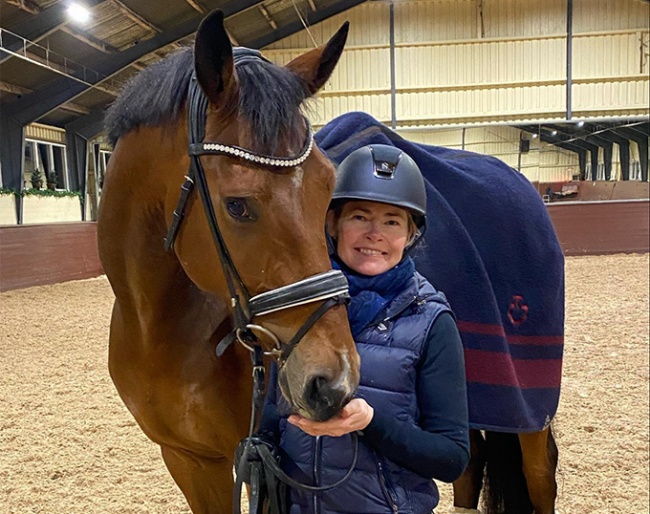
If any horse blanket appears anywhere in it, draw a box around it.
[315,112,564,433]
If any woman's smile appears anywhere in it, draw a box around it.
[357,247,385,256]
[328,200,411,276]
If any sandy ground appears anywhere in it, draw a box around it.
[0,254,648,514]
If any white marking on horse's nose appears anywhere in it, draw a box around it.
[331,352,352,395]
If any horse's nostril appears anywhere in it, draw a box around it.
[305,375,346,421]
[306,375,328,405]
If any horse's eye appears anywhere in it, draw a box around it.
[225,198,253,220]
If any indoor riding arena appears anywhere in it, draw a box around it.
[1,1,648,514]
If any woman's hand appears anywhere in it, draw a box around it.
[288,398,374,437]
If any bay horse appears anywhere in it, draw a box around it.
[315,111,564,514]
[98,10,359,513]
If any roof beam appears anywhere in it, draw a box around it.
[3,0,265,125]
[60,25,119,54]
[227,29,239,46]
[4,46,119,96]
[0,81,90,114]
[184,0,207,13]
[518,124,599,154]
[0,81,32,95]
[59,102,92,115]
[247,0,366,48]
[2,0,108,36]
[614,124,650,142]
[130,61,147,71]
[66,109,107,140]
[4,0,40,15]
[258,5,278,30]
[0,0,109,63]
[110,0,162,33]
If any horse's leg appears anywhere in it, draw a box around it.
[453,429,487,511]
[161,444,234,514]
[518,426,558,514]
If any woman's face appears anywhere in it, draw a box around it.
[328,200,410,276]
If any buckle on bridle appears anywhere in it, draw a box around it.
[235,324,281,355]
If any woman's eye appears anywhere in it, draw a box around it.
[225,198,252,220]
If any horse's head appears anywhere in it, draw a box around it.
[171,10,359,421]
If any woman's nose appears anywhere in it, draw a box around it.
[365,222,383,239]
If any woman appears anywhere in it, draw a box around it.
[259,144,470,514]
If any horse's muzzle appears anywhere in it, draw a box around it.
[303,372,352,422]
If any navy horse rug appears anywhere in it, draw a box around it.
[315,112,564,433]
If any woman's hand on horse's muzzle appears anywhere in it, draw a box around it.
[288,398,374,437]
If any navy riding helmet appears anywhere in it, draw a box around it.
[331,144,427,249]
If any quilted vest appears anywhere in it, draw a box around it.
[276,272,452,514]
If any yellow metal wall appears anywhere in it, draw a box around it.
[264,0,648,182]
[264,0,649,126]
[405,125,580,182]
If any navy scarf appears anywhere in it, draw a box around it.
[332,257,415,337]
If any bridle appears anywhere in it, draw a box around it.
[164,48,350,365]
[164,48,359,513]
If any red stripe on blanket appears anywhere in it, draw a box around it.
[457,320,504,336]
[464,348,562,389]
[457,320,564,346]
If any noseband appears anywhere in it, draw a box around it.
[163,49,350,365]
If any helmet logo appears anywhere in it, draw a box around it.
[374,160,397,179]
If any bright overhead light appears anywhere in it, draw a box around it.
[551,130,558,136]
[67,3,91,23]
[577,121,585,127]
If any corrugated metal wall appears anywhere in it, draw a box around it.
[266,0,648,126]
[264,0,649,182]
[405,125,580,182]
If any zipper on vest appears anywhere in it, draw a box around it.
[377,461,399,513]
[371,295,419,330]
[313,435,321,514]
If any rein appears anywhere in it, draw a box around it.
[163,47,358,512]
[233,347,359,514]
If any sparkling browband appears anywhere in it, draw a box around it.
[189,122,313,168]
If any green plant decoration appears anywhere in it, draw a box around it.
[30,169,43,189]
[46,171,58,190]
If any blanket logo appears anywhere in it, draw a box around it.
[507,295,528,325]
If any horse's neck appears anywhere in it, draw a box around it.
[118,207,227,340]
[103,127,229,342]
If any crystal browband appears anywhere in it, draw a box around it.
[189,120,313,168]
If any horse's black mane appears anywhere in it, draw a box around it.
[105,47,310,152]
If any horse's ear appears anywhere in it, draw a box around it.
[194,9,237,105]
[285,22,349,96]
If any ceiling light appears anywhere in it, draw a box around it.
[551,130,558,136]
[532,133,538,138]
[577,121,585,127]
[67,3,91,23]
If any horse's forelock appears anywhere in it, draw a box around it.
[105,48,194,147]
[106,48,310,153]
[236,60,311,155]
